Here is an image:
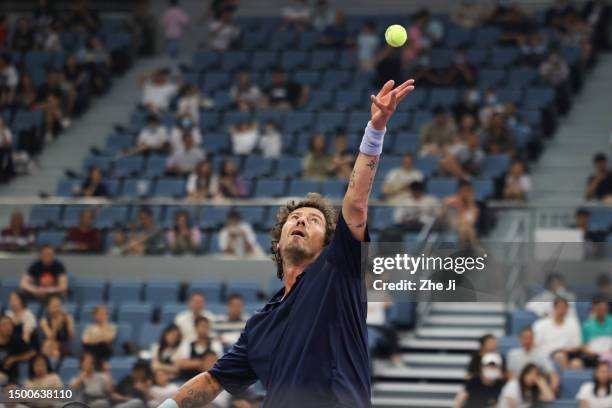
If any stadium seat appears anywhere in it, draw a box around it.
[509,68,538,89]
[143,155,168,178]
[497,335,520,357]
[202,72,231,93]
[479,69,506,89]
[61,205,87,228]
[56,178,82,197]
[444,25,473,48]
[430,48,454,70]
[294,70,321,87]
[110,357,137,383]
[281,50,308,71]
[117,302,154,332]
[397,88,428,111]
[206,232,220,253]
[560,370,592,399]
[112,156,145,178]
[36,231,65,249]
[321,180,346,198]
[310,50,337,70]
[138,323,165,348]
[525,88,555,110]
[473,178,495,201]
[221,51,249,71]
[120,178,151,198]
[29,206,62,228]
[159,303,185,326]
[412,110,433,131]
[153,178,187,199]
[275,157,302,178]
[199,207,230,230]
[114,323,135,354]
[242,29,269,51]
[80,302,115,323]
[474,26,501,48]
[251,51,277,71]
[335,90,363,111]
[388,303,416,328]
[391,132,420,154]
[0,279,20,303]
[509,309,539,335]
[587,207,612,230]
[255,179,287,198]
[59,358,80,382]
[81,155,113,175]
[575,301,592,322]
[284,112,314,133]
[74,281,106,304]
[315,112,346,132]
[192,52,220,71]
[415,156,440,178]
[347,111,372,132]
[225,281,262,302]
[144,281,180,305]
[466,48,488,66]
[427,177,458,199]
[338,49,357,69]
[480,154,511,178]
[108,281,143,304]
[305,90,333,111]
[370,207,394,231]
[322,70,353,89]
[269,31,297,51]
[163,206,199,228]
[490,46,520,68]
[235,206,266,227]
[297,31,321,50]
[288,180,321,196]
[188,281,224,302]
[200,112,221,132]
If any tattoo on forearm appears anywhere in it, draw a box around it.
[366,158,378,171]
[180,390,209,408]
[177,373,220,408]
[349,169,356,188]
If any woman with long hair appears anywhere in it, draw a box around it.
[151,324,183,379]
[4,292,37,342]
[186,159,218,201]
[166,211,201,255]
[217,158,246,198]
[70,352,112,407]
[576,362,612,408]
[39,295,74,365]
[25,354,63,408]
[498,363,555,407]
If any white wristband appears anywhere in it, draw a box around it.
[158,399,179,408]
[359,121,386,156]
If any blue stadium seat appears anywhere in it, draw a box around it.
[376,156,402,179]
[284,112,314,133]
[200,112,221,132]
[226,281,262,303]
[254,111,285,127]
[587,207,612,230]
[305,90,333,111]
[473,179,495,201]
[321,180,346,198]
[80,302,115,323]
[281,50,308,71]
[143,155,168,178]
[117,302,153,332]
[496,88,523,105]
[391,132,420,154]
[74,281,106,304]
[525,88,556,110]
[480,154,511,178]
[298,31,321,50]
[212,90,232,110]
[288,180,321,196]
[370,207,394,230]
[474,27,501,48]
[108,281,143,304]
[153,178,187,199]
[242,30,269,51]
[163,206,199,228]
[315,112,346,132]
[293,70,321,87]
[199,207,230,230]
[144,281,180,306]
[81,155,113,175]
[188,281,224,302]
[222,111,252,128]
[61,205,87,228]
[36,231,65,249]
[202,72,231,93]
[138,323,165,348]
[120,179,151,198]
[62,302,78,319]
[243,157,275,179]
[221,51,249,71]
[251,51,278,71]
[490,47,520,68]
[430,48,454,70]
[497,335,520,357]
[338,49,357,69]
[129,111,148,132]
[275,157,302,178]
[235,206,266,227]
[59,358,80,382]
[56,178,82,197]
[322,70,352,89]
[415,156,440,178]
[113,323,134,354]
[397,88,428,111]
[109,357,138,383]
[269,31,297,51]
[112,156,144,178]
[255,179,286,198]
[29,206,61,228]
[388,303,416,327]
[479,69,506,89]
[509,68,538,89]
[310,50,338,70]
[427,177,458,199]
[509,309,539,335]
[466,48,488,66]
[182,71,199,86]
[201,133,230,154]
[335,90,363,111]
[575,301,592,322]
[192,52,220,71]
[206,232,220,254]
[560,370,592,399]
[412,110,433,131]
[444,25,473,48]
[159,303,184,325]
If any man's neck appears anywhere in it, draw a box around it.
[283,265,307,297]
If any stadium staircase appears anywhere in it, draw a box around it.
[372,302,506,408]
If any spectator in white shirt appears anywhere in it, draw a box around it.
[229,71,262,112]
[229,121,259,155]
[382,153,424,200]
[218,211,263,258]
[258,121,282,159]
[498,363,555,408]
[503,161,532,201]
[526,273,577,317]
[0,54,19,107]
[148,369,180,408]
[176,84,201,125]
[186,159,219,200]
[174,292,216,343]
[576,362,612,408]
[357,21,380,72]
[390,181,441,230]
[130,114,169,155]
[539,48,570,87]
[4,292,37,343]
[281,0,311,31]
[533,298,583,369]
[141,68,179,113]
[169,116,202,152]
[166,131,205,176]
[151,324,184,380]
[440,132,485,180]
[312,0,336,32]
[207,9,240,51]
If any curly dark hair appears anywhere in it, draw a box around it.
[270,193,337,280]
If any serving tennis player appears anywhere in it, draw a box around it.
[159,78,416,408]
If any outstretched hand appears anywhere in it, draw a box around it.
[370,79,415,130]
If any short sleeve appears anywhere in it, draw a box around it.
[576,382,592,400]
[208,331,257,395]
[327,212,370,278]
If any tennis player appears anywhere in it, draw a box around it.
[159,78,416,408]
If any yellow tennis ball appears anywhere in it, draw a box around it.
[385,24,407,47]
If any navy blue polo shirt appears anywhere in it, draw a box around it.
[209,212,371,408]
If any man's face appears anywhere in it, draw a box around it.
[190,294,204,313]
[40,247,55,265]
[554,301,568,320]
[402,155,414,170]
[594,302,608,319]
[278,207,327,268]
[434,112,446,126]
[228,298,243,318]
[80,210,94,228]
[139,212,153,228]
[520,330,534,349]
[196,321,209,338]
[595,158,608,173]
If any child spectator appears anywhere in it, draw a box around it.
[0,209,34,252]
[81,166,109,198]
[217,158,246,198]
[61,208,103,253]
[82,304,117,362]
[69,352,112,407]
[258,121,282,159]
[303,133,332,180]
[186,159,219,200]
[161,0,189,57]
[166,211,201,255]
[20,245,68,302]
[4,292,37,344]
[382,153,424,200]
[503,161,531,201]
[218,211,263,258]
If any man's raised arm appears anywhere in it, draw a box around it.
[342,79,415,240]
[159,372,222,408]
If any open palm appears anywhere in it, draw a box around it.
[370,79,415,130]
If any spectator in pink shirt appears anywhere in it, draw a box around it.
[402,12,427,68]
[161,0,189,57]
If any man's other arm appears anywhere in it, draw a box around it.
[163,372,222,408]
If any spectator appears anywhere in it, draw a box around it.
[281,0,311,31]
[66,0,100,33]
[42,22,61,52]
[169,116,202,152]
[166,211,201,255]
[585,153,612,201]
[108,229,128,256]
[186,159,219,200]
[174,292,216,343]
[445,48,477,87]
[39,295,74,362]
[453,353,506,408]
[229,121,259,155]
[454,88,481,121]
[390,181,440,230]
[576,361,612,407]
[126,207,166,255]
[63,54,89,118]
[148,369,180,408]
[69,352,112,408]
[161,0,189,57]
[421,9,445,47]
[594,274,612,313]
[4,292,37,344]
[11,18,35,52]
[20,245,68,302]
[229,71,262,112]
[0,54,19,108]
[207,8,240,51]
[82,304,117,362]
[503,161,532,201]
[581,296,612,360]
[420,106,458,155]
[141,69,179,113]
[166,131,205,176]
[257,120,282,159]
[1,209,34,252]
[440,132,485,180]
[151,324,183,380]
[130,114,169,155]
[533,298,583,369]
[111,360,152,408]
[15,74,38,112]
[498,363,556,407]
[0,116,14,182]
[507,327,559,391]
[219,210,263,258]
[303,133,332,180]
[61,208,103,253]
[526,273,577,317]
[320,11,351,48]
[264,68,309,111]
[467,334,500,378]
[0,316,37,384]
[539,48,570,86]
[402,11,428,67]
[81,166,109,198]
[312,0,336,31]
[444,181,479,246]
[451,0,494,29]
[39,73,71,141]
[217,158,247,198]
[177,316,223,381]
[519,32,548,66]
[482,112,515,155]
[24,354,62,394]
[382,153,424,200]
[176,84,201,125]
[76,37,112,95]
[222,294,247,323]
[328,131,355,179]
[357,20,380,72]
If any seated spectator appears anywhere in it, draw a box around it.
[467,334,500,378]
[174,292,216,342]
[229,71,262,112]
[533,298,583,369]
[39,295,74,363]
[186,159,219,201]
[39,74,71,142]
[11,17,35,52]
[439,132,485,180]
[0,316,37,384]
[207,8,240,51]
[420,106,458,156]
[0,54,18,109]
[281,0,311,31]
[161,0,189,57]
[177,316,223,381]
[66,1,100,33]
[76,36,112,95]
[572,208,608,244]
[594,274,612,313]
[454,88,481,121]
[0,116,14,182]
[264,68,309,111]
[421,9,445,47]
[402,11,428,67]
[166,132,205,176]
[503,161,531,201]
[257,120,282,159]
[217,158,247,198]
[82,304,117,362]
[61,209,103,253]
[130,114,169,155]
[482,112,515,154]
[453,353,506,408]
[81,166,109,198]
[478,88,501,127]
[498,363,556,407]
[176,84,201,125]
[390,181,440,230]
[220,294,247,323]
[169,116,202,152]
[108,229,128,256]
[63,54,89,117]
[576,361,612,407]
[110,360,152,408]
[328,131,355,179]
[457,113,480,140]
[444,181,479,246]
[151,324,183,380]
[303,133,332,180]
[0,15,7,49]
[451,0,494,29]
[125,207,167,255]
[312,0,335,31]
[229,120,259,155]
[149,369,180,408]
[166,211,201,255]
[585,153,612,202]
[320,11,351,48]
[24,354,62,394]
[383,153,424,200]
[1,209,34,252]
[410,48,447,87]
[519,31,548,66]
[219,210,263,258]
[526,273,577,317]
[141,68,179,113]
[445,48,477,87]
[15,74,38,112]
[4,292,37,343]
[540,48,569,87]
[507,327,559,391]
[69,352,112,407]
[582,296,612,360]
[357,20,380,72]
[20,245,68,302]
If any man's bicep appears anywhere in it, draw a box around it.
[208,331,257,395]
[329,212,369,278]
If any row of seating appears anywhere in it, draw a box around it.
[508,304,596,335]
